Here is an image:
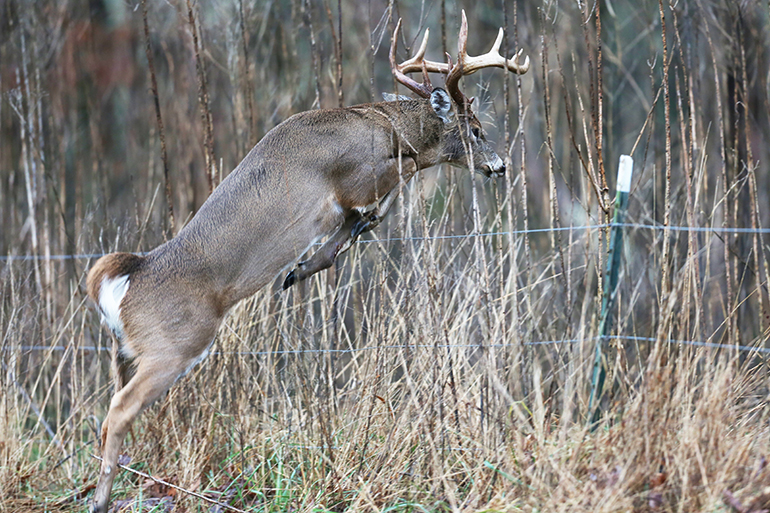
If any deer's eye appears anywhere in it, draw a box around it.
[471,127,481,139]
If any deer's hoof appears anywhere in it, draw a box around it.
[90,501,106,513]
[283,270,298,290]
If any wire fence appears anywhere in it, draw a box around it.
[5,334,769,356]
[3,220,769,356]
[2,221,770,262]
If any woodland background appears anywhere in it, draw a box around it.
[2,0,770,511]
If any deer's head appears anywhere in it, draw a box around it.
[389,11,529,177]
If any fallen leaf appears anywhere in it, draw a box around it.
[650,472,667,488]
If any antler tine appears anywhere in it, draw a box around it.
[444,10,530,109]
[390,19,450,98]
[395,28,451,75]
[390,19,432,98]
[444,11,470,107]
[462,28,531,76]
[421,61,433,92]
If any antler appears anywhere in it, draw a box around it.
[444,10,530,108]
[390,19,452,98]
[390,11,530,106]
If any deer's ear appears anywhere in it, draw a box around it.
[430,88,452,124]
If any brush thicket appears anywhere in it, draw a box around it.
[2,1,769,511]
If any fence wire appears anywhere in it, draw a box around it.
[3,221,769,355]
[2,221,770,262]
[5,334,769,355]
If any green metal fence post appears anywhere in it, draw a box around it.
[588,155,633,426]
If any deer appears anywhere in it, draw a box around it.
[86,11,528,512]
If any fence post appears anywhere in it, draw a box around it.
[588,155,633,426]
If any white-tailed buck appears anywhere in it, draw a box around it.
[86,11,528,512]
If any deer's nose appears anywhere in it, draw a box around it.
[484,154,505,176]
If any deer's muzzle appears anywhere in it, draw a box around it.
[480,154,505,177]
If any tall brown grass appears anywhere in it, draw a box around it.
[2,0,769,511]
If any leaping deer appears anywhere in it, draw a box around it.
[86,11,528,512]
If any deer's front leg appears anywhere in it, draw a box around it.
[283,210,369,289]
[355,185,401,236]
[338,154,418,236]
[283,156,417,290]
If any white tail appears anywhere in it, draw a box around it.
[86,11,528,512]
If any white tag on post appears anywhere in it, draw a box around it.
[617,155,633,193]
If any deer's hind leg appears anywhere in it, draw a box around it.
[91,340,211,513]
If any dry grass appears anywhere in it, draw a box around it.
[2,0,770,512]
[3,193,770,512]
